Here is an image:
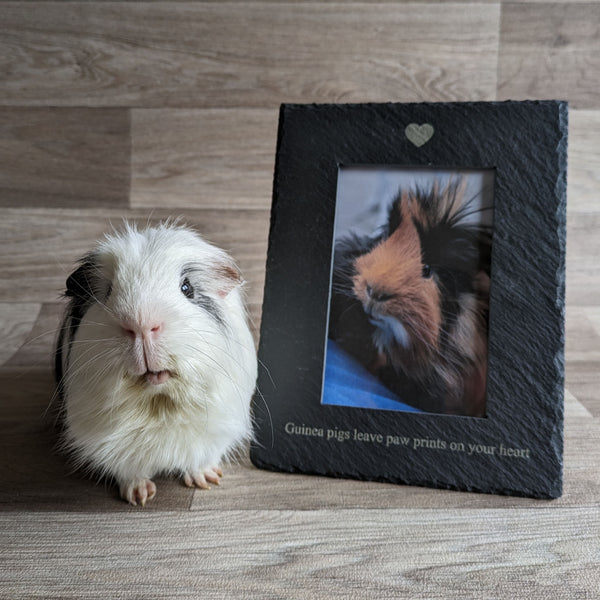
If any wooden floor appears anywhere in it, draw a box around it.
[1,2,599,598]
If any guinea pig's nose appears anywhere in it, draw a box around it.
[122,321,163,341]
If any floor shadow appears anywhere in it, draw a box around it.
[0,367,194,511]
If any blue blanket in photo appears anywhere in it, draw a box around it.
[322,340,422,413]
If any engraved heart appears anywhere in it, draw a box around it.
[405,123,434,147]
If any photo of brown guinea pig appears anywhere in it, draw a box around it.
[328,176,493,417]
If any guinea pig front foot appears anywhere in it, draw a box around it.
[119,478,157,507]
[183,467,223,490]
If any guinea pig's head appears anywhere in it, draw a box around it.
[61,221,245,399]
[352,197,442,366]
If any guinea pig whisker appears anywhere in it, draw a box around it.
[65,336,119,347]
[180,341,254,414]
[44,350,104,418]
[16,325,69,349]
[187,351,234,381]
[74,319,112,328]
[61,345,121,393]
[182,342,248,391]
[336,301,366,323]
[65,353,117,395]
[45,385,67,421]
[59,343,124,381]
[65,270,115,318]
[180,322,256,356]
[244,311,260,337]
[249,384,273,447]
[257,357,275,389]
[330,284,356,299]
[182,333,256,371]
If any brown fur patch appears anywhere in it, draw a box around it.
[215,262,242,297]
[352,204,441,369]
[217,263,241,282]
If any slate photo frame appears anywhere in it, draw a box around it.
[250,101,568,499]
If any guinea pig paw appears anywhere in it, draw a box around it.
[120,478,157,507]
[183,467,223,490]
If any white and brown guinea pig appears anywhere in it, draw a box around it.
[54,221,257,505]
[331,178,492,416]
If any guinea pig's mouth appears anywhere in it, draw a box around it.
[143,370,173,386]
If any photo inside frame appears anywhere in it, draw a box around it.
[322,167,495,417]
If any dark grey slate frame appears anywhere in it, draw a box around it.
[251,101,568,499]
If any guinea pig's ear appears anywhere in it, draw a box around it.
[65,254,99,302]
[214,260,243,298]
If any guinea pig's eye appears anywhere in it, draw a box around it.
[180,277,194,299]
[422,264,432,278]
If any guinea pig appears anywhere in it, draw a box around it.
[54,221,257,505]
[330,178,492,416]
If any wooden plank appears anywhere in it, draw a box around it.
[2,507,599,598]
[1,298,596,511]
[565,305,600,414]
[0,2,597,597]
[0,206,589,345]
[0,108,130,207]
[0,208,268,341]
[566,361,600,418]
[131,108,277,209]
[568,110,600,213]
[192,393,599,511]
[2,366,596,511]
[0,2,500,107]
[133,106,600,213]
[565,212,600,306]
[0,302,42,366]
[2,303,61,369]
[565,306,600,364]
[498,4,600,109]
[0,366,196,511]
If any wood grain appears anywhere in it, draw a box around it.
[565,212,600,306]
[131,108,278,209]
[195,390,600,511]
[0,108,130,207]
[0,367,195,511]
[3,303,61,369]
[565,304,600,417]
[566,306,600,364]
[0,302,42,365]
[568,110,600,213]
[0,361,597,511]
[190,419,599,513]
[2,507,599,599]
[0,2,500,107]
[0,208,269,340]
[0,2,599,598]
[566,362,600,419]
[498,4,600,108]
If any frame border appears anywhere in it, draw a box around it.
[251,101,568,498]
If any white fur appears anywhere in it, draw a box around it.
[370,315,412,353]
[59,222,257,505]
